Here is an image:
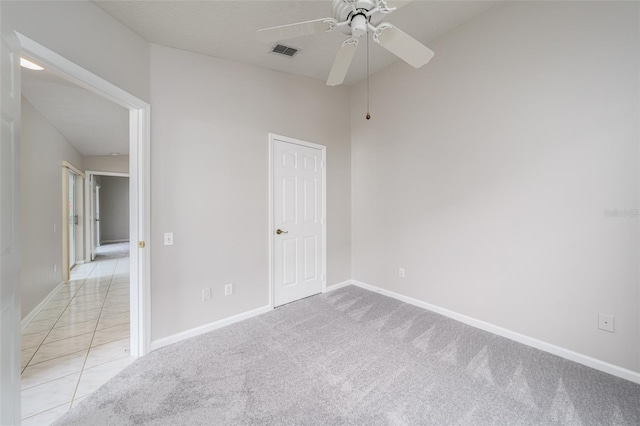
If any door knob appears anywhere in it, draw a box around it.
[276,229,288,235]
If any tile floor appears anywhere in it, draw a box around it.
[20,248,133,425]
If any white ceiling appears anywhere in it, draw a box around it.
[21,67,129,157]
[93,0,499,86]
[21,1,498,157]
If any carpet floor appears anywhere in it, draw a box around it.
[54,286,640,425]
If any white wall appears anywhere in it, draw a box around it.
[351,1,639,372]
[3,0,149,102]
[83,155,129,174]
[150,45,351,340]
[21,97,84,318]
[8,0,638,375]
[98,176,129,243]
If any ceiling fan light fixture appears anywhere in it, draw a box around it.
[350,14,368,38]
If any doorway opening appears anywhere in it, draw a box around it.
[86,172,130,262]
[17,32,150,357]
[13,33,150,424]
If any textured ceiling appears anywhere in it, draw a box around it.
[22,67,129,157]
[20,1,498,157]
[93,0,499,86]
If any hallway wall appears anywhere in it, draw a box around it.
[21,97,84,318]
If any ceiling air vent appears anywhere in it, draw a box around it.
[271,44,299,57]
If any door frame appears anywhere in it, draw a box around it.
[268,133,327,309]
[61,161,84,282]
[17,34,151,357]
[1,18,22,424]
[84,171,129,263]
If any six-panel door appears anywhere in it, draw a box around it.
[273,139,324,307]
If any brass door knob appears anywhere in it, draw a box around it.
[276,229,288,235]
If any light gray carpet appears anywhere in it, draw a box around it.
[55,286,640,425]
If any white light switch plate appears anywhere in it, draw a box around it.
[164,232,174,246]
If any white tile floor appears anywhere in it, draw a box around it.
[21,249,133,425]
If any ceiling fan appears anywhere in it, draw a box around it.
[257,0,435,86]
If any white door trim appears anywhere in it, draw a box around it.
[268,133,327,309]
[17,33,152,357]
[1,18,22,424]
[61,162,84,281]
[62,164,83,282]
[85,171,129,178]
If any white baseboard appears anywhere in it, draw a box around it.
[150,279,640,384]
[345,280,640,385]
[151,281,353,352]
[325,280,353,292]
[150,305,272,352]
[21,282,65,330]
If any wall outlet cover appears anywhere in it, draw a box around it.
[598,313,614,333]
[202,288,211,301]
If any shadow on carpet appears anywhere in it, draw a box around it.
[54,286,640,425]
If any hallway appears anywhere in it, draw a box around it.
[20,246,132,424]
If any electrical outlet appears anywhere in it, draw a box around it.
[399,267,405,278]
[225,283,233,296]
[164,232,174,246]
[598,313,614,333]
[202,288,211,301]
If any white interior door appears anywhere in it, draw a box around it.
[95,184,101,247]
[90,177,99,260]
[272,135,326,307]
[68,172,75,269]
[74,175,83,264]
[0,17,22,425]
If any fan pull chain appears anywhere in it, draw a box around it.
[366,32,371,120]
[366,31,371,120]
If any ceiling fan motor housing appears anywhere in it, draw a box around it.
[332,0,384,35]
[350,14,368,37]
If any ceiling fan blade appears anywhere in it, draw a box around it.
[257,18,336,43]
[373,23,434,68]
[385,0,414,10]
[326,38,359,86]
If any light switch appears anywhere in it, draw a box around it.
[164,232,174,246]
